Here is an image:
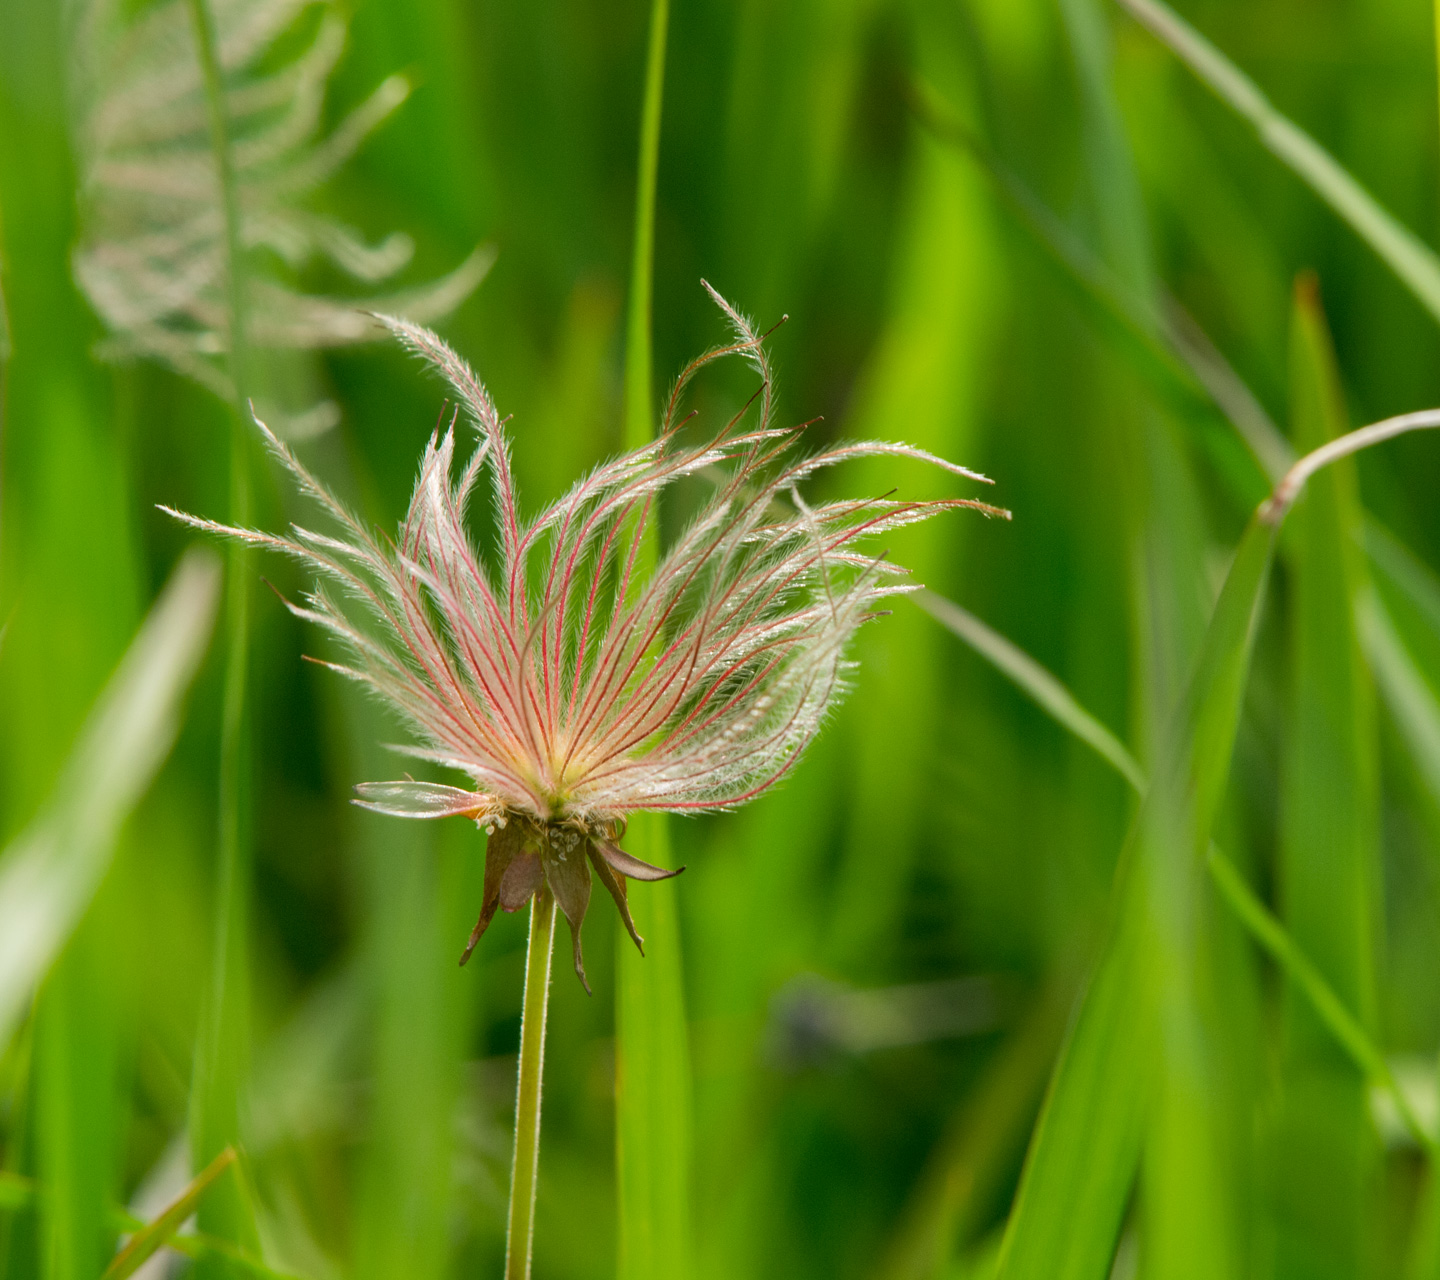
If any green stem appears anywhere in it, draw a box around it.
[185,0,257,1257]
[506,888,556,1280]
[622,0,669,455]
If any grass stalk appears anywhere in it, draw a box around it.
[185,0,257,1256]
[622,0,669,456]
[506,888,557,1280]
[1116,0,1440,325]
[615,2,693,1272]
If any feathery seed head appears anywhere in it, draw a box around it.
[167,285,1008,985]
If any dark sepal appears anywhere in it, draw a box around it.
[595,839,685,882]
[587,842,644,955]
[461,821,523,966]
[499,851,545,911]
[541,829,593,993]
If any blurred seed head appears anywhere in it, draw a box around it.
[167,285,1008,983]
[70,0,491,432]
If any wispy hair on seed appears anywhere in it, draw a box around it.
[167,284,1006,827]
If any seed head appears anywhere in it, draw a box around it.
[166,284,1007,986]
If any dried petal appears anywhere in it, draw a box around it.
[542,828,593,993]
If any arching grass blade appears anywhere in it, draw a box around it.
[1116,0,1440,327]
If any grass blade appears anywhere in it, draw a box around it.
[918,590,1426,1157]
[825,13,999,971]
[621,0,668,460]
[913,86,1291,492]
[1269,276,1381,1275]
[917,592,1143,791]
[102,1148,236,1280]
[616,810,692,1280]
[615,2,693,1277]
[0,550,220,1049]
[994,514,1276,1280]
[1116,0,1440,326]
[1360,595,1440,820]
[1205,850,1430,1150]
[183,0,261,1263]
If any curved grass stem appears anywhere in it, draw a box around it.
[507,887,557,1280]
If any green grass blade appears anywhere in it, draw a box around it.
[102,1148,236,1280]
[995,515,1276,1280]
[0,550,219,1049]
[621,0,668,458]
[616,811,692,1280]
[825,55,998,970]
[912,87,1291,489]
[1367,522,1440,644]
[616,2,692,1277]
[184,1,259,1264]
[1360,595,1440,820]
[1269,276,1381,1276]
[1204,849,1431,1150]
[1116,0,1440,327]
[916,579,1426,1164]
[989,891,1150,1280]
[917,592,1144,792]
[1055,7,1241,1272]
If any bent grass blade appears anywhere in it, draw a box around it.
[933,391,1440,1267]
[924,588,1434,1155]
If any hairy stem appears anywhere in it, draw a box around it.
[507,888,557,1280]
[186,0,256,1256]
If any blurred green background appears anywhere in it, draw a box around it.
[3,0,1440,1277]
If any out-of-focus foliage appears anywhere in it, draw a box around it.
[2,0,1440,1277]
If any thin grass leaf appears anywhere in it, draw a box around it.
[1367,521,1440,644]
[615,1,693,1276]
[910,81,1292,491]
[180,6,262,1269]
[1115,0,1440,327]
[916,591,1143,791]
[824,10,1002,975]
[0,1170,302,1279]
[0,549,219,1050]
[977,387,1440,1277]
[102,1147,236,1280]
[920,586,1428,1159]
[1205,849,1432,1151]
[993,515,1273,1280]
[1360,595,1440,819]
[1051,8,1239,1276]
[1269,276,1381,1275]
